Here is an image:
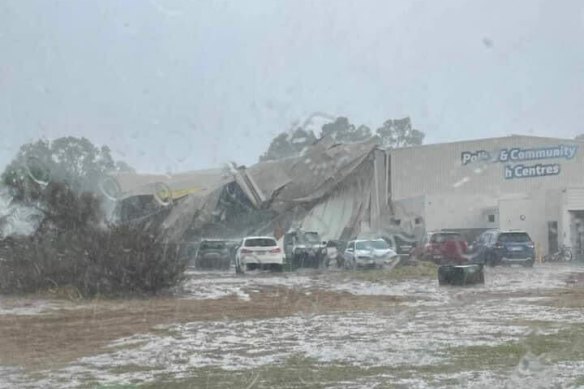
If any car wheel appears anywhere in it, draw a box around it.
[271,264,283,272]
[486,253,496,267]
[343,258,352,270]
[235,259,244,275]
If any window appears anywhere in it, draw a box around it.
[355,240,389,250]
[200,241,226,250]
[498,233,531,243]
[488,214,495,223]
[302,232,321,244]
[430,233,463,243]
[244,238,277,247]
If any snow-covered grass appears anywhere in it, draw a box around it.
[2,264,584,388]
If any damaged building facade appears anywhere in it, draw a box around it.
[109,135,584,257]
[109,137,397,244]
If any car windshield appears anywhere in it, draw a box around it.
[498,233,531,243]
[200,241,226,250]
[2,1,582,387]
[302,232,321,244]
[356,240,389,250]
[244,238,277,247]
[431,233,463,243]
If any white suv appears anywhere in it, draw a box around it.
[235,236,284,274]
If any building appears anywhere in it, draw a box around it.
[109,134,584,258]
[108,137,393,243]
[390,135,584,256]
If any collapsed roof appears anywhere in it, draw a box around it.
[108,137,396,242]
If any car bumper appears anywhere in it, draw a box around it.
[196,256,231,263]
[500,257,534,265]
[241,255,284,265]
[428,254,468,264]
[355,257,396,267]
[294,250,326,259]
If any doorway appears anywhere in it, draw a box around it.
[569,211,584,261]
[548,221,558,255]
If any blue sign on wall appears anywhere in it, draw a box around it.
[504,163,561,179]
[461,144,578,179]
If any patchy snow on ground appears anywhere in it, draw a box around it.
[13,295,584,388]
[3,264,584,388]
[0,299,61,316]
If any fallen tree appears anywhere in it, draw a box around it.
[0,182,187,297]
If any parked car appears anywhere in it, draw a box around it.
[194,239,232,270]
[384,232,418,258]
[283,229,327,268]
[470,230,535,267]
[411,231,468,265]
[343,239,398,269]
[235,236,284,274]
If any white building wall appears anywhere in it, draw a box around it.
[561,187,584,251]
[391,135,584,201]
[498,194,549,256]
[392,195,426,239]
[423,193,498,231]
[389,135,584,254]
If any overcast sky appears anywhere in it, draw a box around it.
[1,0,583,173]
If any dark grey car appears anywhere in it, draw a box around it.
[471,230,535,267]
[194,240,232,270]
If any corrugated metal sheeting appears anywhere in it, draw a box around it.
[109,136,393,242]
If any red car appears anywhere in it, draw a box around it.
[411,231,468,265]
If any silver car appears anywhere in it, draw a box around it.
[343,239,399,269]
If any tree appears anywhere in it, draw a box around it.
[375,117,424,149]
[0,182,187,296]
[2,136,134,202]
[259,115,426,162]
[575,134,584,141]
[321,117,372,143]
[260,127,317,162]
